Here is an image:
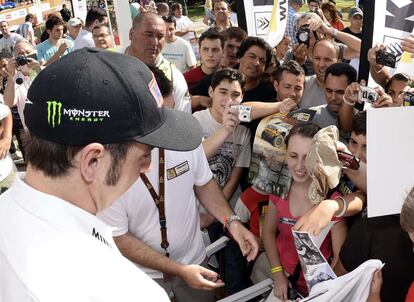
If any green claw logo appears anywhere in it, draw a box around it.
[47,101,62,127]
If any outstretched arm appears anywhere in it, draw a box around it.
[114,232,224,290]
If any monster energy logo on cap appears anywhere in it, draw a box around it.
[47,101,62,128]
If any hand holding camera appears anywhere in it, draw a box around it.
[367,43,387,71]
[292,43,308,66]
[344,81,363,106]
[6,59,17,79]
[370,87,394,108]
[222,104,241,133]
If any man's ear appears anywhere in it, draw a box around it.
[273,79,279,93]
[208,86,214,98]
[78,143,106,184]
[129,28,133,41]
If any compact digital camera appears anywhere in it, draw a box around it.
[403,91,414,106]
[296,27,310,47]
[359,87,378,104]
[376,50,396,68]
[231,105,252,122]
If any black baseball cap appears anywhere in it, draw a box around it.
[24,48,202,151]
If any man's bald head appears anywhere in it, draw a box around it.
[129,13,166,64]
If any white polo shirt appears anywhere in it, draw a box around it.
[0,174,169,302]
[98,145,212,279]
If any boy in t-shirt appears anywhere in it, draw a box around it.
[193,68,252,294]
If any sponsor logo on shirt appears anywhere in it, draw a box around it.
[91,227,112,248]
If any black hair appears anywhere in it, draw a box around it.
[237,36,273,69]
[285,123,320,147]
[324,62,357,85]
[210,68,246,91]
[46,16,65,31]
[85,7,107,27]
[162,15,176,27]
[199,28,224,49]
[213,0,229,10]
[351,111,366,136]
[25,14,34,22]
[147,65,173,97]
[385,73,413,92]
[272,60,305,83]
[171,2,182,12]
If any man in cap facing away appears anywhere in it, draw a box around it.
[0,48,203,301]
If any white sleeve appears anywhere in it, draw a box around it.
[193,144,213,187]
[172,67,192,113]
[185,41,197,68]
[97,194,130,237]
[235,128,252,168]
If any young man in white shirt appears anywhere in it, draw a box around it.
[161,15,196,73]
[172,2,195,43]
[74,7,108,50]
[17,14,36,46]
[0,21,22,57]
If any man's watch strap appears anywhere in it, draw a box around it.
[224,215,241,230]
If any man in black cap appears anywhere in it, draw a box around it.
[0,48,202,301]
[341,7,363,39]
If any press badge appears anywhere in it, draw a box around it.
[166,161,189,180]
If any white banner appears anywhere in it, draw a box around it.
[369,0,414,85]
[72,0,88,22]
[243,0,288,47]
[367,107,414,218]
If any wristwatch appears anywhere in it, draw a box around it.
[225,215,241,229]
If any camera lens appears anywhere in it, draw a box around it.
[368,93,375,102]
[385,57,394,66]
[299,32,309,42]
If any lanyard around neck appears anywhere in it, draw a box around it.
[140,148,169,257]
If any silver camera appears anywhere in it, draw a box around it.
[358,87,378,104]
[231,105,252,122]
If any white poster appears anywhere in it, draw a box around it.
[367,107,414,217]
[243,0,288,47]
[369,0,414,85]
[72,0,87,22]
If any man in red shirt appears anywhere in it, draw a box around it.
[184,28,223,91]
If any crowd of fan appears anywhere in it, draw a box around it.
[0,0,413,301]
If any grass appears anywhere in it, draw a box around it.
[187,2,205,22]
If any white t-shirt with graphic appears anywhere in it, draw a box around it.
[0,33,22,57]
[175,15,195,43]
[193,109,251,187]
[162,37,197,73]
